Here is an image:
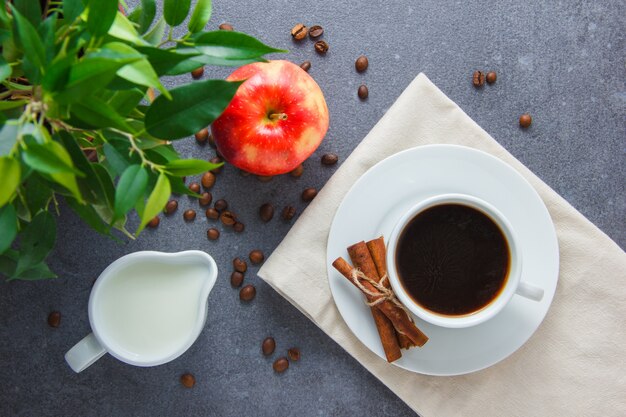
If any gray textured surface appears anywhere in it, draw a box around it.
[1,1,625,416]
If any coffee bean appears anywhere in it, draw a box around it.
[47,311,61,328]
[183,209,196,221]
[321,153,338,165]
[288,347,301,361]
[180,373,195,388]
[358,84,369,100]
[259,203,274,222]
[233,258,248,273]
[205,208,219,220]
[257,175,273,182]
[207,228,220,240]
[230,271,244,287]
[486,71,497,84]
[301,187,317,202]
[239,169,251,177]
[209,157,223,174]
[208,134,216,149]
[195,128,209,143]
[300,61,311,72]
[249,250,264,265]
[220,211,236,226]
[219,23,233,31]
[314,40,329,54]
[239,284,256,301]
[262,337,276,356]
[189,183,201,193]
[148,216,160,228]
[164,200,178,215]
[201,172,215,189]
[472,70,485,87]
[234,222,245,233]
[199,192,213,207]
[519,113,532,128]
[281,205,296,221]
[214,199,228,211]
[309,25,324,38]
[290,164,304,177]
[291,23,307,40]
[355,55,368,72]
[273,357,289,373]
[191,66,204,80]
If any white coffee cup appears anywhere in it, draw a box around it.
[65,251,217,372]
[386,194,543,328]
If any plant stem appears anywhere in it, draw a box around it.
[110,129,164,172]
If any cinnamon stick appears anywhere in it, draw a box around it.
[346,242,402,362]
[366,237,415,350]
[332,257,429,347]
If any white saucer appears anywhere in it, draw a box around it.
[326,145,559,376]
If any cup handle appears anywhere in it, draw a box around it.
[65,333,107,373]
[516,281,544,302]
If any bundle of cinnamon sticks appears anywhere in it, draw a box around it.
[333,237,428,362]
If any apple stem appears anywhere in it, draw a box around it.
[268,112,288,121]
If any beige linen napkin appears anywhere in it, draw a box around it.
[258,73,626,417]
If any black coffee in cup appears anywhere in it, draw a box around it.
[395,204,510,316]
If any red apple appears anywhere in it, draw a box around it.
[211,60,329,176]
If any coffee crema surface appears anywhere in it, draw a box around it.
[395,204,510,316]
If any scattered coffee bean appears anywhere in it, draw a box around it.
[183,209,196,221]
[189,182,201,193]
[290,164,304,177]
[220,211,236,227]
[259,203,274,222]
[148,216,160,228]
[355,55,369,72]
[180,373,195,388]
[519,113,532,128]
[219,23,233,31]
[207,228,220,240]
[239,284,256,301]
[300,61,311,72]
[206,208,219,220]
[281,205,296,221]
[230,271,244,287]
[472,70,485,87]
[199,192,213,207]
[486,71,497,84]
[291,23,307,40]
[195,128,209,143]
[262,337,276,356]
[165,200,178,215]
[273,357,289,373]
[358,84,369,100]
[214,199,228,211]
[201,172,216,189]
[321,153,338,165]
[301,187,317,202]
[308,25,324,38]
[191,66,204,80]
[47,311,61,328]
[287,347,301,361]
[249,250,265,265]
[209,156,223,174]
[208,134,216,149]
[233,258,248,273]
[314,40,329,54]
[234,222,245,233]
[257,175,273,182]
[239,169,251,177]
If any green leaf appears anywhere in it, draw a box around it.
[164,159,222,176]
[114,165,148,220]
[65,196,112,237]
[63,0,84,23]
[163,0,191,27]
[22,174,52,218]
[87,0,118,37]
[15,210,56,275]
[193,31,287,60]
[145,79,242,139]
[10,5,46,80]
[108,12,149,46]
[70,96,134,132]
[0,56,11,83]
[22,141,84,176]
[167,53,261,73]
[137,172,170,234]
[91,164,116,209]
[138,0,156,34]
[188,0,212,33]
[102,142,130,177]
[144,16,166,45]
[0,121,20,155]
[0,156,21,206]
[0,101,27,111]
[0,204,17,254]
[14,0,41,27]
[41,54,75,93]
[0,250,18,278]
[14,261,57,280]
[136,46,200,76]
[107,88,146,116]
[38,12,57,63]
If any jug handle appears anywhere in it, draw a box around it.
[65,333,106,373]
